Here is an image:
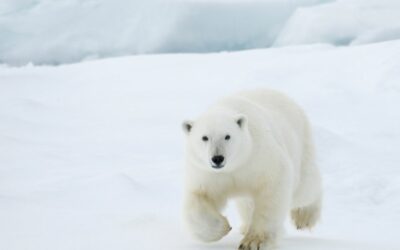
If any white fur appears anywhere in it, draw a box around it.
[182,89,322,250]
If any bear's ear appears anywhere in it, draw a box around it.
[182,120,193,134]
[235,115,247,129]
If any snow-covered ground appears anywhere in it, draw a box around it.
[1,39,400,250]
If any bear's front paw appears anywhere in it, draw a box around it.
[189,215,232,242]
[238,232,276,250]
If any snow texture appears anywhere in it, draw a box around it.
[274,0,400,47]
[2,0,400,65]
[1,40,400,250]
[0,0,329,65]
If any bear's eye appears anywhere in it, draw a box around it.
[202,136,209,142]
[225,135,231,140]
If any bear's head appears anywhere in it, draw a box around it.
[182,110,252,172]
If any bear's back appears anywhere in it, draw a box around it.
[215,89,307,133]
[215,89,309,171]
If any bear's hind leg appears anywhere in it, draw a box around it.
[291,195,321,230]
[291,124,322,230]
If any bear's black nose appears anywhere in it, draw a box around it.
[211,155,225,167]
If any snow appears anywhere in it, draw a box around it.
[1,39,400,250]
[274,0,400,47]
[2,0,400,65]
[0,0,331,65]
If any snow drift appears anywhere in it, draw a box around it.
[274,0,400,47]
[3,0,400,65]
[0,0,330,65]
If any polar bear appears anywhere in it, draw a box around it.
[182,89,322,250]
